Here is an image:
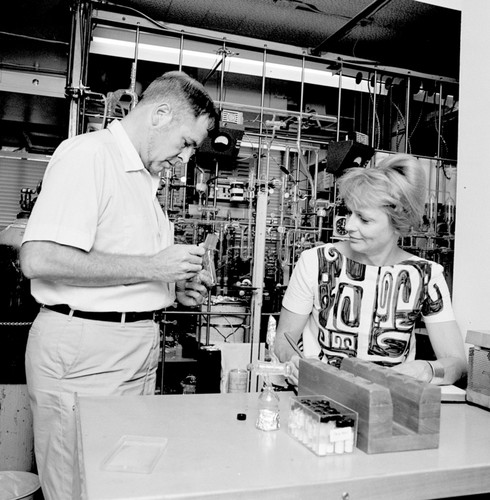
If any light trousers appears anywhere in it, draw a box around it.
[25,308,160,500]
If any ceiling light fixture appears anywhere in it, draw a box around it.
[90,32,378,94]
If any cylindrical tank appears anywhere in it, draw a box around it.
[200,300,247,344]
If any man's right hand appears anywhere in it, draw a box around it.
[152,244,205,282]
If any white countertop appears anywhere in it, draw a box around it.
[75,392,490,499]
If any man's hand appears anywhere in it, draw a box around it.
[153,244,205,282]
[193,269,215,288]
[176,279,208,307]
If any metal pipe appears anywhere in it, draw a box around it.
[336,64,343,141]
[128,25,140,103]
[434,80,445,237]
[249,48,269,384]
[310,0,395,56]
[218,44,227,110]
[178,33,184,70]
[371,69,378,148]
[67,1,85,138]
[404,76,411,153]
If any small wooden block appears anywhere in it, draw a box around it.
[466,330,490,349]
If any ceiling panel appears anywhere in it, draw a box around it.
[119,0,461,78]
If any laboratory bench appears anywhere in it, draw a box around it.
[75,392,490,500]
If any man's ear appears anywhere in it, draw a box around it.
[151,103,172,127]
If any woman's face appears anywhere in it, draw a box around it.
[344,203,399,257]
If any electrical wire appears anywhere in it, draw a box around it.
[407,89,427,154]
[91,1,167,31]
[391,100,406,152]
[433,93,449,158]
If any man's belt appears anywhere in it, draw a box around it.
[43,304,160,323]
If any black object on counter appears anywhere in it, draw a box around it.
[196,345,222,394]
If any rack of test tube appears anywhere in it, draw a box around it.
[288,395,358,456]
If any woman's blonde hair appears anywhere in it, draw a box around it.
[337,154,427,236]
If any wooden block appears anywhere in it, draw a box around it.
[341,358,441,434]
[466,330,490,349]
[297,358,441,454]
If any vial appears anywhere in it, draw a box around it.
[256,384,280,431]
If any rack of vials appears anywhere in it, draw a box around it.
[288,395,358,456]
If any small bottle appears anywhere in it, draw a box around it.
[256,382,280,431]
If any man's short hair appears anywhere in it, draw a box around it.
[140,71,218,130]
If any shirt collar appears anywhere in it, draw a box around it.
[108,120,145,173]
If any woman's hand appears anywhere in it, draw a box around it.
[286,354,301,387]
[391,359,433,383]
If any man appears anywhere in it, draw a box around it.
[20,71,218,499]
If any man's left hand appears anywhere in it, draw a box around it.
[176,279,208,307]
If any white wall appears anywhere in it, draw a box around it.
[415,0,462,9]
[417,0,489,336]
[450,0,490,335]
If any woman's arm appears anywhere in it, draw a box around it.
[425,320,468,384]
[392,320,467,385]
[273,307,309,362]
[273,307,309,386]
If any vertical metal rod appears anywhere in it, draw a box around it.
[296,56,306,195]
[127,25,140,110]
[297,56,306,146]
[436,81,443,159]
[258,49,267,137]
[404,76,411,153]
[336,66,343,141]
[280,147,291,284]
[182,161,188,217]
[178,34,184,70]
[313,150,320,242]
[371,69,377,147]
[159,319,167,393]
[434,80,444,237]
[249,48,269,388]
[218,43,227,111]
[212,160,219,212]
[67,1,85,138]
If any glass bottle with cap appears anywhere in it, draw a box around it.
[255,380,280,431]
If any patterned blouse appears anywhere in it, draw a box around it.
[282,243,454,368]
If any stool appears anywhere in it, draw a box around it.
[0,471,40,500]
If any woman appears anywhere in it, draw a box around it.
[274,153,467,386]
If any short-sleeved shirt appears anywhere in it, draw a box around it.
[22,120,175,312]
[282,243,455,368]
